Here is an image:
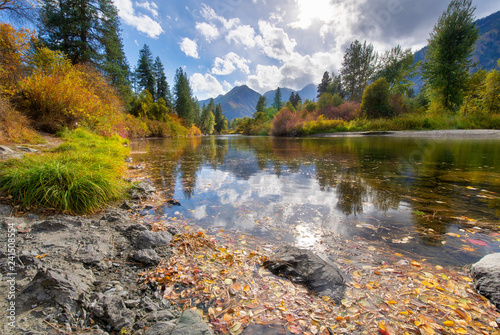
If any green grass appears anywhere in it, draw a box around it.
[0,128,130,214]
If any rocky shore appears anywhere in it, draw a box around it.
[0,182,215,335]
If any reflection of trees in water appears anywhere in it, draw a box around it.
[335,167,366,216]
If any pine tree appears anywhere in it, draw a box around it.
[174,67,194,126]
[136,44,155,96]
[317,71,332,98]
[38,0,130,95]
[289,92,301,108]
[273,87,283,110]
[214,103,225,133]
[200,98,215,134]
[341,40,378,101]
[422,0,479,111]
[153,56,169,101]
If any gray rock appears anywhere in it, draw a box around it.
[71,234,115,266]
[263,245,346,303]
[129,181,156,200]
[146,309,175,322]
[0,145,14,154]
[91,294,135,331]
[144,321,176,335]
[131,249,161,265]
[124,299,140,308]
[17,146,38,153]
[471,253,500,309]
[101,210,129,223]
[0,204,12,216]
[141,296,160,312]
[134,230,172,249]
[19,267,94,313]
[170,309,215,335]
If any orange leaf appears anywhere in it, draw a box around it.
[287,323,302,334]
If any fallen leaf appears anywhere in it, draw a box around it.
[466,238,488,247]
[287,323,302,334]
[443,320,454,327]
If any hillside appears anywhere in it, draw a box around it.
[413,10,500,92]
[263,84,317,104]
[200,85,261,121]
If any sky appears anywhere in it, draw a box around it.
[114,0,500,100]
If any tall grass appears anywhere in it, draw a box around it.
[0,129,129,214]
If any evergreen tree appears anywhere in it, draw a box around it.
[214,103,225,133]
[341,40,378,101]
[289,92,301,108]
[39,0,129,94]
[422,0,479,111]
[153,56,170,103]
[272,87,283,110]
[317,71,332,98]
[327,74,346,99]
[202,111,215,135]
[135,44,155,96]
[200,98,215,134]
[192,96,201,127]
[253,96,267,121]
[174,67,194,126]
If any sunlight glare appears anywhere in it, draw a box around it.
[292,0,335,29]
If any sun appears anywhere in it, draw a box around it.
[292,0,336,29]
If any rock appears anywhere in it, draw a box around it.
[263,245,346,303]
[19,267,94,313]
[134,230,172,249]
[471,253,500,309]
[90,294,135,331]
[100,210,129,223]
[0,205,12,216]
[141,296,160,312]
[32,217,84,232]
[146,309,175,322]
[0,145,14,154]
[71,234,115,266]
[129,180,156,200]
[170,309,215,335]
[17,146,38,153]
[167,199,181,206]
[144,321,176,335]
[130,249,160,265]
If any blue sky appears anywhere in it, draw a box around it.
[114,0,499,100]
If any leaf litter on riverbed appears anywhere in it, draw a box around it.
[138,225,500,335]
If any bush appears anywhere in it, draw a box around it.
[298,116,348,135]
[322,101,361,121]
[0,96,41,144]
[272,108,301,136]
[0,129,129,214]
[19,48,126,136]
[361,78,392,118]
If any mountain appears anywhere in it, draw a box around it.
[263,84,317,105]
[199,85,261,121]
[412,11,500,92]
[201,84,317,121]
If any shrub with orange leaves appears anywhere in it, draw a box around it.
[19,48,126,135]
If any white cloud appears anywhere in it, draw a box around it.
[257,20,297,62]
[190,73,226,99]
[196,22,219,42]
[289,0,337,29]
[246,65,281,93]
[200,4,239,30]
[136,1,159,18]
[226,25,258,48]
[211,52,250,75]
[180,38,199,58]
[114,0,163,38]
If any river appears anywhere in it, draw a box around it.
[130,135,500,267]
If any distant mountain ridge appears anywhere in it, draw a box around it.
[200,84,317,121]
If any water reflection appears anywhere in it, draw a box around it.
[130,135,500,266]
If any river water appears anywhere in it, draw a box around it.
[130,135,500,267]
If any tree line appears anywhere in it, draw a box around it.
[0,0,227,137]
[233,0,499,136]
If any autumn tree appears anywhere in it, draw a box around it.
[422,0,480,111]
[375,45,418,96]
[273,87,283,110]
[341,40,378,101]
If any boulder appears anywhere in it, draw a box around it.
[129,180,156,200]
[263,245,346,303]
[0,145,14,154]
[471,253,500,309]
[91,294,135,332]
[144,321,176,335]
[170,309,215,335]
[19,267,94,313]
[130,249,161,266]
[134,230,172,250]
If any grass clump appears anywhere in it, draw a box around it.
[0,128,129,214]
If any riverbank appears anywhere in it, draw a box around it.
[312,129,500,138]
